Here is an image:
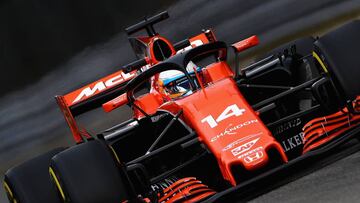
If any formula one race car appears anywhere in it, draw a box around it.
[4,11,360,203]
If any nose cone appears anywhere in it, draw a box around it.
[239,146,269,170]
[219,137,287,186]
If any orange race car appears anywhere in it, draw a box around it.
[3,11,360,203]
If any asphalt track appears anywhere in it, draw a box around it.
[1,0,360,202]
[250,141,360,202]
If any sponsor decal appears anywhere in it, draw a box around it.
[231,138,260,156]
[243,150,264,164]
[238,146,263,160]
[151,113,169,123]
[222,132,263,152]
[274,118,302,135]
[210,119,258,142]
[176,40,204,54]
[151,177,177,191]
[140,64,151,72]
[281,132,305,152]
[127,121,138,127]
[73,71,135,104]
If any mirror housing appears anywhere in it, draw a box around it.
[232,35,259,53]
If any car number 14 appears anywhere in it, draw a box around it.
[201,104,245,128]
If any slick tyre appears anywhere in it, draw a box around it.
[314,20,360,101]
[49,140,132,203]
[3,147,65,203]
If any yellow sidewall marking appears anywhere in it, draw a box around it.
[49,167,66,200]
[312,51,329,73]
[3,181,17,203]
[109,146,121,164]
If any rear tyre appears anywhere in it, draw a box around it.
[3,147,65,203]
[50,140,132,203]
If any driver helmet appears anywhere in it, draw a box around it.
[158,61,200,99]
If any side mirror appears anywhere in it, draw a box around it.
[102,93,128,112]
[231,35,260,79]
[231,35,259,53]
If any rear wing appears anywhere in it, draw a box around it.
[56,31,215,143]
[63,69,137,112]
[56,68,136,143]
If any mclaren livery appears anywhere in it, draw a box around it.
[3,11,360,203]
